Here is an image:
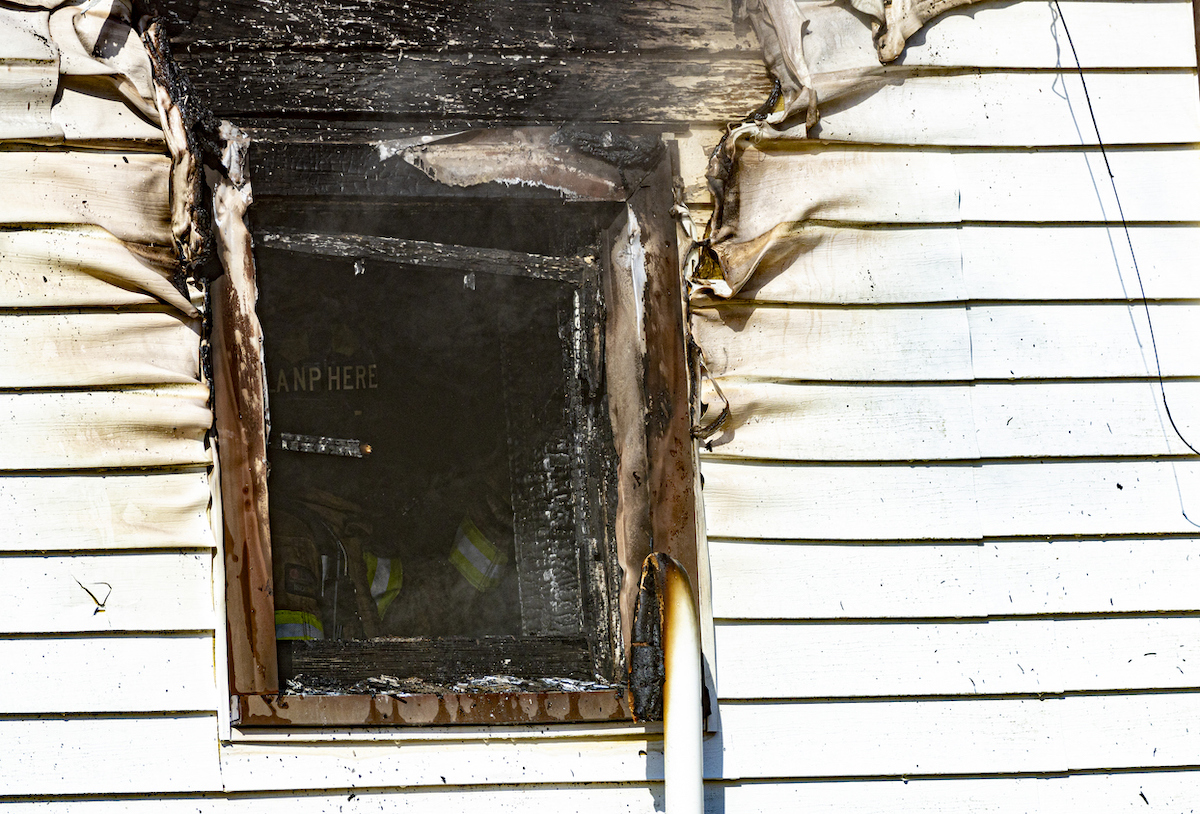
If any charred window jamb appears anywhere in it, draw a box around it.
[206,128,695,727]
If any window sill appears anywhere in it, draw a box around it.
[234,689,633,727]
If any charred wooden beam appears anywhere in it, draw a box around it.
[170,0,754,55]
[637,152,699,595]
[257,229,589,285]
[175,51,771,124]
[279,637,595,685]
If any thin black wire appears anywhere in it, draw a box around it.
[1052,0,1200,456]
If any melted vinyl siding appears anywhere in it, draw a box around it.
[693,0,1200,809]
[0,2,224,802]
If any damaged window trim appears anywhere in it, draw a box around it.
[209,126,699,728]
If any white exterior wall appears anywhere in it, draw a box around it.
[689,0,1200,810]
[4,1,1200,812]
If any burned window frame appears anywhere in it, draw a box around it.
[211,131,698,727]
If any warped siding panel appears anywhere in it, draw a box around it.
[692,305,973,382]
[0,5,56,141]
[899,0,1198,69]
[721,224,966,306]
[702,461,980,540]
[0,385,211,470]
[0,65,58,141]
[708,381,1199,461]
[710,770,1200,813]
[0,472,212,552]
[0,150,171,244]
[0,635,217,713]
[723,147,1200,232]
[220,737,663,792]
[0,226,188,312]
[715,618,1200,698]
[53,82,166,147]
[969,304,1200,379]
[709,539,1200,620]
[0,552,215,633]
[724,223,1200,305]
[815,71,1200,146]
[722,147,959,229]
[705,381,978,461]
[712,694,1200,779]
[0,312,200,387]
[0,716,221,795]
[0,5,53,61]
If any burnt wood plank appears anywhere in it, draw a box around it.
[257,229,589,284]
[635,157,698,596]
[171,0,754,54]
[279,637,595,685]
[176,51,771,124]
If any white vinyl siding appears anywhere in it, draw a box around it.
[692,0,1200,809]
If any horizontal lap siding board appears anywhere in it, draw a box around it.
[896,0,1198,69]
[52,83,167,147]
[0,150,172,244]
[692,305,974,381]
[707,380,1200,460]
[0,787,663,812]
[696,304,1200,382]
[704,381,979,461]
[712,694,1200,779]
[711,772,1200,813]
[968,303,1200,379]
[220,737,664,792]
[703,460,1200,539]
[710,538,1200,619]
[0,635,218,713]
[0,385,211,470]
[0,552,216,633]
[0,312,201,387]
[0,226,191,312]
[0,5,56,141]
[813,71,1200,147]
[695,223,1200,305]
[715,617,1200,698]
[721,147,1200,235]
[0,472,212,551]
[0,716,222,795]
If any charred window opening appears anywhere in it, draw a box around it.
[211,131,695,726]
[249,197,625,693]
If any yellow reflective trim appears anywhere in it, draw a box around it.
[450,516,506,592]
[364,551,403,617]
[275,609,324,640]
